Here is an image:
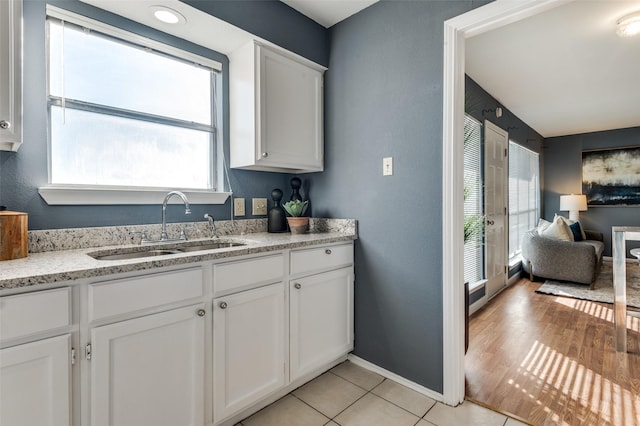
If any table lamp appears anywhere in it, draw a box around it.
[560,194,587,222]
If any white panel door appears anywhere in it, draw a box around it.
[0,334,71,426]
[484,120,508,298]
[213,282,285,423]
[90,305,205,426]
[290,267,354,381]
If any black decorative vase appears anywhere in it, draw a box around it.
[290,177,302,201]
[268,189,287,233]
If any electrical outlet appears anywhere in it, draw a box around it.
[233,198,245,216]
[252,198,268,216]
[383,157,393,176]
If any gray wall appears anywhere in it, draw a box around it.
[0,0,326,229]
[308,0,487,393]
[465,76,544,155]
[544,127,640,257]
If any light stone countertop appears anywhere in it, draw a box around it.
[0,219,357,290]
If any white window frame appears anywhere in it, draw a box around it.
[38,6,231,205]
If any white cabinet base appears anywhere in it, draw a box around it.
[0,334,71,426]
[290,267,354,381]
[90,304,205,426]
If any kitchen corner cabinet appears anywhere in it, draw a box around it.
[0,335,72,426]
[0,0,23,152]
[230,40,325,173]
[289,244,354,381]
[0,287,73,426]
[290,267,354,381]
[213,282,286,423]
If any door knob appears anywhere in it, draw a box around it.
[219,301,228,309]
[0,120,10,130]
[294,283,302,289]
[196,309,206,317]
[487,220,495,225]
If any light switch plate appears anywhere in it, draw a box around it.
[252,198,268,216]
[233,198,245,216]
[383,157,393,176]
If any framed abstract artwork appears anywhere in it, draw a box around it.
[582,146,640,206]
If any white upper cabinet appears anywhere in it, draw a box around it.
[230,40,325,173]
[0,0,23,152]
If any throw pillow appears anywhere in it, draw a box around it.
[537,218,551,233]
[542,217,573,241]
[554,214,587,240]
[569,222,584,241]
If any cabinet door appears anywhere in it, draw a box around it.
[0,0,22,151]
[213,282,285,423]
[90,305,205,426]
[0,334,71,426]
[290,267,354,381]
[258,46,323,171]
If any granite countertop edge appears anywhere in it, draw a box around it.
[0,232,357,290]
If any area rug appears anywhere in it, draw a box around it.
[536,260,640,309]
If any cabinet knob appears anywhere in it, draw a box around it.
[197,309,206,317]
[294,283,302,289]
[325,249,332,255]
[0,120,10,130]
[262,152,269,158]
[219,301,228,309]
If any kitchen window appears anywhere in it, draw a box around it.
[40,6,229,205]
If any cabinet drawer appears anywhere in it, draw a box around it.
[213,254,284,294]
[290,243,353,276]
[88,268,204,322]
[0,287,72,342]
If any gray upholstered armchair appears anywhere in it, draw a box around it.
[521,229,605,286]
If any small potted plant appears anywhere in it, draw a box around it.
[282,200,309,234]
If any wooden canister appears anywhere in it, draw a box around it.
[0,211,28,260]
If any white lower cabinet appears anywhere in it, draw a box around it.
[290,267,354,381]
[0,334,72,426]
[90,304,205,426]
[213,282,286,423]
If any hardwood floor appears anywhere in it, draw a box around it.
[465,277,640,426]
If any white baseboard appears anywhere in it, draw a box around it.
[347,354,445,403]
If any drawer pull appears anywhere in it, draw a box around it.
[294,283,302,290]
[219,301,228,309]
[197,309,206,317]
[325,249,332,255]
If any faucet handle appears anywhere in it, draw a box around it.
[179,227,188,241]
[131,231,150,244]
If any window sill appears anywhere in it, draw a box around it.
[38,186,232,206]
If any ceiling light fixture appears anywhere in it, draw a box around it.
[616,11,640,37]
[150,6,186,25]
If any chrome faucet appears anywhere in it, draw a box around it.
[160,191,191,241]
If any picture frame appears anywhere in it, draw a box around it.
[582,146,640,206]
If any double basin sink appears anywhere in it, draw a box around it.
[88,240,245,261]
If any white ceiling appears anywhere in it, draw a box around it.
[281,0,378,28]
[466,0,640,138]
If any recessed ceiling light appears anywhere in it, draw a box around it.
[150,6,186,25]
[616,11,640,37]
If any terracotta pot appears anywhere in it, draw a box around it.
[287,217,309,235]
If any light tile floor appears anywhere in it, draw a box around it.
[239,361,529,426]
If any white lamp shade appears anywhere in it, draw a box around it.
[560,194,587,212]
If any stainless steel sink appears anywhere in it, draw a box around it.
[91,249,183,261]
[175,241,244,252]
[88,240,246,261]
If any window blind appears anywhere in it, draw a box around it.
[508,142,540,263]
[464,115,483,285]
